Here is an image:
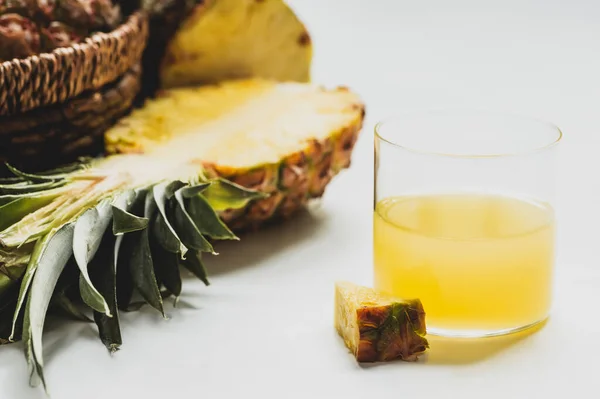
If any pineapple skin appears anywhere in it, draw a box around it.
[203,118,363,232]
[335,281,429,363]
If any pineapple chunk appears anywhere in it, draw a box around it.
[334,281,429,362]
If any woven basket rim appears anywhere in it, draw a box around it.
[0,10,149,117]
[0,64,143,175]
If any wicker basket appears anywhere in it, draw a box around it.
[0,11,148,117]
[0,65,142,174]
[0,10,149,175]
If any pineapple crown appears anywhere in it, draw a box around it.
[0,157,266,392]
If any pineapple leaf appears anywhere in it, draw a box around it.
[112,206,149,235]
[116,189,166,317]
[0,188,64,207]
[111,189,140,311]
[0,274,14,298]
[120,228,164,317]
[24,223,76,391]
[201,178,268,211]
[0,262,27,298]
[153,182,187,255]
[187,194,238,240]
[173,189,215,254]
[164,181,186,200]
[32,160,90,176]
[0,292,18,344]
[9,234,53,341]
[0,176,24,184]
[53,292,93,323]
[146,189,182,297]
[180,251,210,286]
[22,292,37,387]
[123,290,174,313]
[144,188,158,221]
[0,180,66,195]
[91,233,122,353]
[180,183,211,199]
[0,194,61,232]
[115,234,134,311]
[150,234,182,298]
[152,214,181,253]
[73,201,113,316]
[5,163,70,183]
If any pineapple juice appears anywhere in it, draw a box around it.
[373,193,555,336]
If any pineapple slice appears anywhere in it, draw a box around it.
[105,79,365,231]
[159,0,312,89]
[335,281,429,362]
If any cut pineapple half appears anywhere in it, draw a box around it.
[335,281,429,362]
[160,0,312,89]
[105,79,365,231]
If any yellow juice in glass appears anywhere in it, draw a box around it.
[373,193,555,335]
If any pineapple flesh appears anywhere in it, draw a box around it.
[159,0,312,89]
[335,281,429,362]
[105,79,365,231]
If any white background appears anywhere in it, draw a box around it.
[2,0,600,397]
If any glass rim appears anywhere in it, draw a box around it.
[374,109,563,159]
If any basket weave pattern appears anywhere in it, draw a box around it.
[0,65,142,174]
[0,11,148,117]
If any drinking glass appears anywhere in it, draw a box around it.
[373,110,562,338]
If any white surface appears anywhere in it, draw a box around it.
[2,0,600,397]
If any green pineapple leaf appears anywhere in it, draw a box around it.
[116,188,165,317]
[73,200,113,316]
[150,235,182,299]
[91,233,122,353]
[0,274,13,298]
[0,187,66,206]
[0,193,61,232]
[8,234,53,341]
[115,233,135,311]
[0,180,67,195]
[0,260,27,298]
[152,213,181,253]
[112,206,149,235]
[187,194,238,240]
[180,252,210,286]
[4,162,88,183]
[201,178,267,211]
[179,183,211,199]
[164,180,186,200]
[53,291,93,323]
[23,223,76,391]
[32,160,90,176]
[0,291,18,344]
[153,182,187,254]
[120,228,164,317]
[0,176,24,184]
[147,187,182,298]
[173,188,215,254]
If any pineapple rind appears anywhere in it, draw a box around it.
[334,281,429,363]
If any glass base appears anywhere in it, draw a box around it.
[426,317,548,338]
